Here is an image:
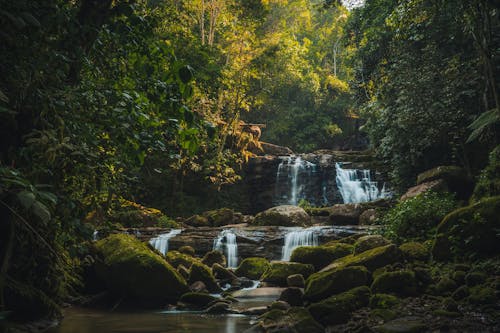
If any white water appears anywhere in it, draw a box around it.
[92,230,99,241]
[281,227,320,261]
[335,162,389,203]
[214,229,238,268]
[149,229,182,255]
[275,156,316,206]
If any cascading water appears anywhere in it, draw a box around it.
[281,227,320,261]
[149,229,182,255]
[214,229,238,268]
[335,162,389,203]
[275,156,316,206]
[92,230,99,241]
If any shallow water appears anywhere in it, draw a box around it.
[46,307,252,333]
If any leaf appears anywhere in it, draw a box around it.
[467,108,500,143]
[32,201,51,223]
[17,190,36,209]
[37,191,58,205]
[0,88,9,103]
[178,65,193,84]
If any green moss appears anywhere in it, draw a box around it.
[178,245,195,256]
[322,244,401,272]
[399,242,429,261]
[435,277,457,295]
[203,208,234,227]
[308,286,371,325]
[258,307,324,333]
[188,262,220,293]
[179,292,218,308]
[95,234,188,304]
[353,235,390,255]
[184,214,210,227]
[235,257,270,280]
[468,285,497,304]
[261,262,314,286]
[290,243,352,271]
[201,250,226,267]
[323,234,363,246]
[472,145,500,201]
[369,308,397,321]
[212,263,236,281]
[304,265,370,302]
[371,270,417,296]
[166,250,199,269]
[369,293,400,309]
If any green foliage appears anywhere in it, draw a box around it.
[472,145,500,201]
[381,191,457,242]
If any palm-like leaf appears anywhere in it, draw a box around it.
[467,108,500,143]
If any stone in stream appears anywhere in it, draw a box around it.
[188,262,221,293]
[253,205,311,227]
[201,250,226,267]
[178,292,219,309]
[371,270,417,296]
[278,287,304,306]
[212,263,237,281]
[290,243,353,271]
[235,257,270,280]
[287,274,305,288]
[261,262,314,286]
[251,307,324,333]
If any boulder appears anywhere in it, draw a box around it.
[177,264,190,280]
[201,250,226,267]
[189,281,207,293]
[304,265,370,302]
[287,274,305,288]
[206,301,230,313]
[212,263,237,281]
[178,245,196,256]
[278,287,303,306]
[235,257,270,280]
[259,142,294,156]
[203,208,235,227]
[400,179,448,201]
[188,262,221,293]
[369,293,400,309]
[353,235,391,255]
[399,242,429,261]
[256,307,324,333]
[165,251,199,269]
[290,244,353,271]
[184,214,210,227]
[179,292,218,309]
[328,204,364,225]
[432,196,500,260]
[359,208,379,225]
[261,262,314,286]
[373,317,427,333]
[416,165,473,200]
[371,270,417,296]
[308,286,371,326]
[253,205,311,227]
[95,234,188,304]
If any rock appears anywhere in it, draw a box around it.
[371,270,417,296]
[452,285,469,300]
[268,300,291,311]
[435,277,457,295]
[256,307,324,333]
[308,286,371,325]
[353,235,391,255]
[94,234,188,304]
[235,257,270,280]
[253,205,311,227]
[328,204,364,225]
[372,316,427,333]
[110,200,178,228]
[240,306,269,316]
[322,244,401,273]
[287,274,305,288]
[432,196,500,260]
[179,292,218,308]
[177,264,190,280]
[203,208,235,227]
[465,272,487,287]
[304,265,370,302]
[206,301,230,313]
[232,287,283,299]
[188,262,221,293]
[278,287,303,306]
[290,244,353,271]
[184,214,210,227]
[258,142,294,156]
[178,245,195,256]
[201,250,226,267]
[189,281,207,293]
[359,208,379,225]
[399,242,429,261]
[323,234,364,246]
[261,262,314,286]
[166,251,199,269]
[468,285,497,304]
[416,165,473,200]
[400,179,448,201]
[212,263,237,281]
[369,293,400,309]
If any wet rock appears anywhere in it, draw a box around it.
[178,245,195,256]
[328,204,364,225]
[253,205,311,227]
[206,301,230,313]
[322,244,401,273]
[255,307,324,333]
[400,179,448,201]
[189,281,207,293]
[372,316,427,333]
[240,306,268,316]
[235,257,270,280]
[416,165,473,200]
[212,263,237,281]
[371,270,417,296]
[369,293,400,309]
[287,274,305,288]
[359,208,379,225]
[188,262,221,293]
[261,262,314,286]
[278,287,303,306]
[268,300,291,311]
[201,250,226,267]
[399,242,429,261]
[166,250,199,269]
[179,292,218,308]
[353,235,390,255]
[290,244,353,271]
[468,285,497,304]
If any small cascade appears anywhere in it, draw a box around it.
[92,230,99,241]
[214,229,238,268]
[335,162,389,203]
[275,156,316,206]
[149,229,182,255]
[281,227,319,261]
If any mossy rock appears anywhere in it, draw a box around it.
[399,242,429,261]
[179,292,218,308]
[188,262,220,293]
[371,270,417,296]
[369,293,400,309]
[95,234,188,304]
[261,262,314,286]
[201,250,226,267]
[235,257,270,280]
[212,263,237,281]
[416,165,473,199]
[184,214,210,227]
[304,265,370,302]
[435,277,457,295]
[308,286,371,325]
[177,264,190,280]
[373,317,427,333]
[202,208,234,227]
[322,244,401,273]
[468,285,497,305]
[110,200,177,228]
[166,250,199,269]
[353,235,391,255]
[178,245,195,256]
[465,272,487,287]
[257,307,324,333]
[432,196,500,260]
[290,243,353,271]
[253,205,311,227]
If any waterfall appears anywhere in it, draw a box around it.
[214,229,238,268]
[92,230,99,241]
[335,162,389,203]
[281,227,319,261]
[275,156,316,206]
[149,229,182,255]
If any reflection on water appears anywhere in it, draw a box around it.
[46,307,251,333]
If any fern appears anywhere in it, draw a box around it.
[467,108,500,143]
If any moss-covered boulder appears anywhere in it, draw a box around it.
[323,234,364,246]
[399,242,429,261]
[308,286,371,326]
[416,165,473,200]
[322,244,401,273]
[328,203,364,225]
[261,262,314,286]
[253,205,311,226]
[202,208,235,227]
[278,287,304,306]
[369,293,400,309]
[287,274,305,288]
[304,265,370,302]
[178,245,195,256]
[256,307,324,333]
[95,234,188,304]
[468,285,497,304]
[184,214,210,227]
[165,250,199,269]
[179,292,219,308]
[432,196,500,260]
[201,250,226,267]
[188,262,220,293]
[353,235,391,255]
[235,257,270,280]
[212,263,237,281]
[290,243,353,271]
[371,270,417,296]
[110,200,178,228]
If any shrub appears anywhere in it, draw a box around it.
[381,191,457,242]
[472,145,500,202]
